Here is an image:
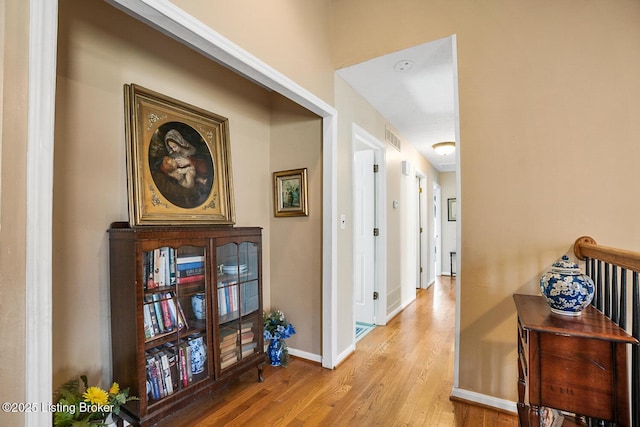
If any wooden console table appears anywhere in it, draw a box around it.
[513,294,637,426]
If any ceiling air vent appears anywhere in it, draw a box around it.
[385,126,401,151]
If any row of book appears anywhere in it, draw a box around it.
[144,248,205,290]
[146,340,201,401]
[219,322,258,370]
[217,282,239,321]
[143,292,189,340]
[217,281,261,322]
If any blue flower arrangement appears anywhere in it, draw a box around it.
[263,309,296,366]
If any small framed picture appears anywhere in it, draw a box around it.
[448,198,457,221]
[273,168,308,217]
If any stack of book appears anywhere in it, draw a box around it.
[143,292,188,340]
[176,255,205,285]
[240,321,257,358]
[219,328,239,369]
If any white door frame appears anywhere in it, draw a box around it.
[352,123,387,327]
[27,2,339,424]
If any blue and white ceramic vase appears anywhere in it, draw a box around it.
[267,338,283,366]
[540,255,594,316]
[189,336,207,374]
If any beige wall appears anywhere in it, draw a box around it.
[53,0,276,385]
[170,0,335,106]
[0,1,29,425]
[334,0,640,401]
[269,94,323,356]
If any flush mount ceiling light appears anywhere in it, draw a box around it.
[394,60,414,72]
[432,141,456,156]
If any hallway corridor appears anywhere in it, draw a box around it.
[161,276,457,426]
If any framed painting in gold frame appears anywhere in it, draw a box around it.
[273,168,308,217]
[124,84,235,226]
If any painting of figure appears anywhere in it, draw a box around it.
[149,123,214,209]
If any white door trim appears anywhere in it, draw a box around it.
[25,1,58,425]
[351,123,387,327]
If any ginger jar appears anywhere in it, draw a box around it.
[540,255,594,316]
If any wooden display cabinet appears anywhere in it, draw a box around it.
[513,294,637,427]
[108,223,264,426]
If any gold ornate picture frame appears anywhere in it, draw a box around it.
[273,168,308,217]
[124,84,235,226]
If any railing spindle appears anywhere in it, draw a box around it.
[596,260,603,312]
[604,262,611,317]
[612,265,619,326]
[573,236,640,426]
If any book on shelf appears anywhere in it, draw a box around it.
[143,304,155,339]
[241,341,257,355]
[176,255,205,265]
[220,327,238,342]
[240,331,254,344]
[144,293,189,340]
[144,247,177,290]
[217,285,239,317]
[177,267,205,278]
[145,345,184,400]
[160,352,174,395]
[176,255,205,276]
[147,295,165,334]
[176,274,205,285]
[220,354,238,369]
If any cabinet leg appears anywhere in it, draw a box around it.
[257,362,265,382]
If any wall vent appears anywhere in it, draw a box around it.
[385,126,401,151]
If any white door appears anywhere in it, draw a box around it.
[354,149,375,325]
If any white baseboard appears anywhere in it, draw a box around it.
[386,296,415,323]
[450,387,517,414]
[334,344,355,367]
[288,347,322,364]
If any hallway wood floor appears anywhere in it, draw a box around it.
[160,276,458,426]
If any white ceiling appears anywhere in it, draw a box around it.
[337,36,457,172]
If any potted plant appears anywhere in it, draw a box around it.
[263,309,296,366]
[53,375,138,427]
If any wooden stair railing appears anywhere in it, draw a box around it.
[574,236,640,427]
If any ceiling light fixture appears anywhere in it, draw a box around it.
[432,141,456,156]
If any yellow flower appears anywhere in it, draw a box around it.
[108,382,120,395]
[83,386,109,406]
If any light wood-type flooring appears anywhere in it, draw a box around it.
[158,276,514,426]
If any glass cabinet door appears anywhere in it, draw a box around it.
[141,245,209,405]
[216,241,261,372]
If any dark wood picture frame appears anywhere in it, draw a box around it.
[124,84,235,226]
